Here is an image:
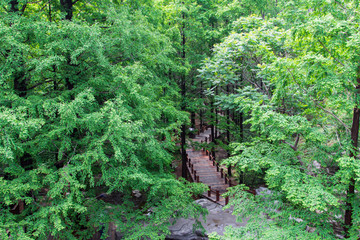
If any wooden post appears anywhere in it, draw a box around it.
[216,163,219,172]
[208,186,211,197]
[220,168,223,178]
[216,190,220,201]
[213,159,215,166]
[191,164,194,174]
[205,137,207,143]
[225,196,229,205]
[108,211,116,240]
[229,179,232,187]
[209,154,211,160]
[196,176,199,183]
[225,174,228,184]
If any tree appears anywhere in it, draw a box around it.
[200,1,360,238]
[0,1,207,239]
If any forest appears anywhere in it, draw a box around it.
[1,0,360,239]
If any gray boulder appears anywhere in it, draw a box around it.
[166,199,247,239]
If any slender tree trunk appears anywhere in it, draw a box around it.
[215,87,218,139]
[210,96,215,158]
[226,85,231,176]
[49,0,52,22]
[200,80,203,130]
[240,112,244,141]
[180,10,187,179]
[60,0,73,21]
[191,112,196,129]
[344,70,360,238]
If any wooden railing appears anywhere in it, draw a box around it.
[185,148,235,205]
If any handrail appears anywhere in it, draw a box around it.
[185,136,236,206]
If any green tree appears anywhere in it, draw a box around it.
[200,1,360,238]
[0,1,208,239]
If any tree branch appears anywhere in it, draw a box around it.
[284,134,300,151]
[318,40,345,67]
[286,68,350,132]
[27,80,54,91]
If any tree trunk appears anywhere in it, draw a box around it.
[191,112,196,129]
[200,80,203,131]
[344,70,360,238]
[60,0,73,21]
[210,96,215,158]
[240,112,244,141]
[181,10,187,178]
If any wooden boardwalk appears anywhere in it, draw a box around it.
[185,128,234,206]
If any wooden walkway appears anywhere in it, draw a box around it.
[185,128,235,206]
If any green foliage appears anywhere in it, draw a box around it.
[200,2,360,238]
[0,1,211,239]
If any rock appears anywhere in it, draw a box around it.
[313,160,321,169]
[255,187,272,196]
[335,234,345,239]
[306,225,316,233]
[167,218,206,240]
[289,215,303,223]
[166,199,247,239]
[132,190,141,198]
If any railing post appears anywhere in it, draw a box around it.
[216,163,219,172]
[196,176,199,183]
[225,174,228,184]
[206,150,208,156]
[213,159,215,166]
[208,186,211,197]
[220,168,223,178]
[208,154,211,160]
[229,179,232,187]
[216,190,220,201]
[191,164,194,174]
[205,137,207,143]
[225,196,229,205]
[228,166,232,177]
